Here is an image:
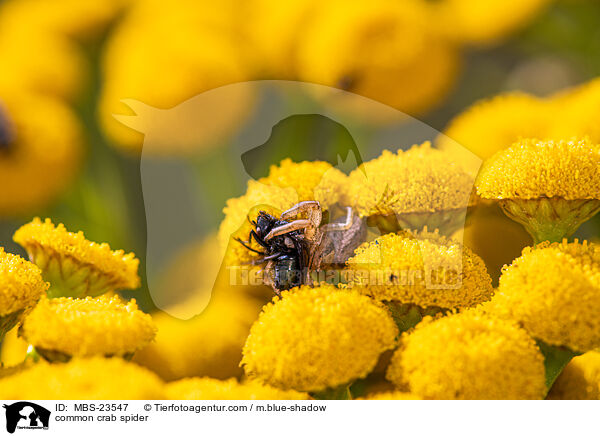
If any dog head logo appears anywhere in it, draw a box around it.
[3,402,50,433]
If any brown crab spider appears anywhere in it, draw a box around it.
[264,200,354,243]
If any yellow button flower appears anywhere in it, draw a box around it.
[386,311,546,399]
[0,0,129,41]
[166,377,309,400]
[241,284,398,394]
[0,93,83,216]
[346,229,493,310]
[485,240,600,353]
[0,357,164,399]
[550,78,600,144]
[437,92,553,171]
[430,0,552,45]
[99,0,251,153]
[0,248,47,336]
[548,351,600,400]
[296,0,458,117]
[14,218,140,298]
[21,296,156,360]
[0,28,85,101]
[345,143,474,234]
[362,391,421,400]
[475,138,600,243]
[134,291,263,381]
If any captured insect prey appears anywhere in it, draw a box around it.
[235,200,366,295]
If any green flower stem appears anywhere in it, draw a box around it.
[384,302,444,334]
[499,198,600,245]
[536,340,579,391]
[312,384,352,400]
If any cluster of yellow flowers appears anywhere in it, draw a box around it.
[99,0,552,153]
[2,124,600,399]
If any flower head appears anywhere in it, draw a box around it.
[260,158,346,210]
[0,247,47,319]
[437,93,553,170]
[166,377,309,400]
[296,0,457,116]
[550,78,600,144]
[485,240,600,352]
[21,295,156,359]
[345,229,493,309]
[241,284,398,392]
[14,218,140,297]
[347,143,474,218]
[0,93,82,216]
[476,138,600,200]
[99,0,250,152]
[548,351,600,400]
[362,391,421,400]
[430,0,552,45]
[386,311,546,399]
[134,290,262,381]
[0,357,164,399]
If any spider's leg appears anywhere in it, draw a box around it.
[280,200,321,220]
[322,207,354,232]
[264,220,311,241]
[280,201,322,241]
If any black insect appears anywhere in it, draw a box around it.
[236,201,366,295]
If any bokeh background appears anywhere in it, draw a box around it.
[0,0,599,314]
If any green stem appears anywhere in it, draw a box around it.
[384,302,444,334]
[499,198,600,245]
[536,340,579,391]
[312,384,352,400]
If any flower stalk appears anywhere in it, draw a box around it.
[499,198,600,244]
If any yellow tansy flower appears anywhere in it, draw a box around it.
[345,230,493,310]
[241,284,398,394]
[550,77,600,144]
[134,291,263,381]
[437,93,553,171]
[99,0,251,153]
[21,296,156,360]
[166,377,309,400]
[476,138,600,200]
[548,351,600,400]
[296,0,458,117]
[0,93,83,216]
[345,143,474,234]
[261,158,346,210]
[0,248,47,336]
[430,0,552,45]
[0,357,164,400]
[0,0,129,41]
[485,240,600,353]
[362,391,421,400]
[475,138,600,243]
[386,311,546,399]
[14,218,140,298]
[0,27,86,101]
